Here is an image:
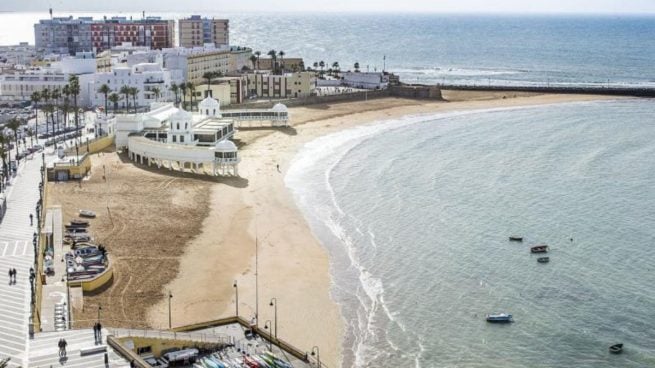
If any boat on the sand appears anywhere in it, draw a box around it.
[609,343,623,354]
[486,313,513,323]
[531,245,549,253]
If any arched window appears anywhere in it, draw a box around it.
[176,123,180,130]
[206,109,209,115]
[185,123,188,129]
[213,109,216,115]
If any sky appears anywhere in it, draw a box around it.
[2,0,655,14]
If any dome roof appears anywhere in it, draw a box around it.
[199,97,220,108]
[271,103,287,112]
[215,139,237,152]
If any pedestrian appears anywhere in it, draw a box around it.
[12,268,16,283]
[8,268,12,285]
[62,338,67,357]
[29,213,33,226]
[93,322,98,342]
[97,322,103,342]
[58,338,63,357]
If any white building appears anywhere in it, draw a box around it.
[341,72,389,89]
[82,62,183,109]
[114,97,240,176]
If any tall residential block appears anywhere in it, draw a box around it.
[179,16,229,48]
[34,16,174,55]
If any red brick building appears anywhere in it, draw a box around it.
[91,18,174,52]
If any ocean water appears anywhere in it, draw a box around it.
[286,99,655,368]
[2,12,655,87]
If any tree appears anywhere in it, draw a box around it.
[267,50,277,74]
[202,71,221,92]
[0,134,7,185]
[129,87,139,113]
[332,62,340,76]
[254,50,261,70]
[313,61,319,70]
[27,127,35,147]
[152,86,161,101]
[186,82,196,111]
[40,88,50,137]
[68,75,80,143]
[249,54,258,70]
[319,61,325,78]
[61,85,70,131]
[98,84,111,115]
[30,91,41,139]
[278,50,285,73]
[180,83,187,110]
[354,62,360,72]
[6,118,21,162]
[169,83,180,107]
[108,93,120,114]
[50,87,61,133]
[119,85,131,112]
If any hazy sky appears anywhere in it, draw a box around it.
[2,0,655,14]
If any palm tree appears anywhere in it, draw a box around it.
[254,50,261,70]
[6,118,21,162]
[30,91,41,138]
[68,75,80,142]
[40,88,50,137]
[319,61,325,78]
[61,85,70,131]
[354,62,360,72]
[0,355,10,367]
[169,83,180,106]
[267,50,277,74]
[50,87,61,133]
[0,134,8,184]
[119,85,131,112]
[129,87,139,113]
[186,82,196,111]
[278,50,285,73]
[180,83,188,110]
[202,71,220,92]
[249,54,257,71]
[108,93,120,114]
[27,127,35,147]
[152,86,161,101]
[313,61,319,70]
[332,62,340,76]
[98,84,111,115]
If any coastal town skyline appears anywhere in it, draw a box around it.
[3,0,655,14]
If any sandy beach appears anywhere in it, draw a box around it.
[44,90,617,367]
[142,90,616,367]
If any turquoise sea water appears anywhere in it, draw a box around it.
[286,99,655,367]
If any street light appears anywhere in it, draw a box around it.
[264,320,273,351]
[168,292,173,329]
[269,297,277,341]
[97,305,102,323]
[233,280,239,317]
[311,346,320,367]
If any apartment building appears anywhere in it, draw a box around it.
[163,46,252,85]
[255,57,305,73]
[34,16,174,55]
[179,15,229,48]
[246,71,315,99]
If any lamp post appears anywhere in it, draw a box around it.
[311,346,320,367]
[264,320,273,351]
[168,292,173,329]
[269,297,277,341]
[97,305,102,323]
[233,280,239,317]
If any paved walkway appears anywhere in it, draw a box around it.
[28,328,129,368]
[0,156,42,367]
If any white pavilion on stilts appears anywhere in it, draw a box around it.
[214,140,239,176]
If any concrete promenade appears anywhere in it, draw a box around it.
[0,155,42,367]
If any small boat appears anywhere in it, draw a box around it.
[70,219,89,226]
[609,343,623,354]
[537,257,550,263]
[509,236,523,242]
[531,245,549,253]
[79,210,96,218]
[486,313,513,323]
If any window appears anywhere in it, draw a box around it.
[180,135,185,143]
[176,123,179,130]
[172,135,176,142]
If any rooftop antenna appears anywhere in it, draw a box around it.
[142,11,145,19]
[49,7,53,19]
[383,55,386,72]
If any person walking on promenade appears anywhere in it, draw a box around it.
[97,322,103,343]
[8,268,12,285]
[61,338,68,357]
[58,339,63,357]
[12,268,16,284]
[93,322,98,343]
[29,213,33,226]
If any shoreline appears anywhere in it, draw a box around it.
[147,91,620,367]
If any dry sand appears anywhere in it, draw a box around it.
[144,91,617,367]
